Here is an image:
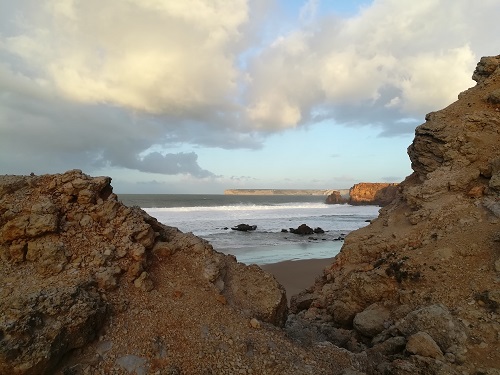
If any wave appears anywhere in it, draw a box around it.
[145,202,332,212]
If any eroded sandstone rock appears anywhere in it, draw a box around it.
[0,170,296,374]
[0,283,106,375]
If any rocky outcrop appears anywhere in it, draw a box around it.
[1,170,329,374]
[325,190,349,204]
[325,184,399,206]
[230,223,257,231]
[348,182,399,206]
[289,55,500,373]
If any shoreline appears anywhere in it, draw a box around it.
[220,240,343,266]
[261,257,334,300]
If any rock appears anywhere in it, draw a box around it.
[406,331,444,359]
[0,170,298,373]
[353,303,391,337]
[249,318,261,328]
[325,190,348,204]
[0,284,107,375]
[223,263,288,326]
[116,355,148,375]
[314,227,325,234]
[486,88,500,104]
[231,223,257,231]
[370,336,406,356]
[133,271,154,291]
[290,292,315,312]
[1,215,29,242]
[26,238,68,275]
[396,304,467,353]
[472,55,500,82]
[290,224,314,235]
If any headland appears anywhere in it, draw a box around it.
[224,188,349,196]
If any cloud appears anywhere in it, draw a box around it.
[243,0,497,134]
[130,152,214,178]
[2,0,247,114]
[1,0,500,179]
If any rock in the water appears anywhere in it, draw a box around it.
[290,224,314,235]
[325,190,348,204]
[231,223,257,231]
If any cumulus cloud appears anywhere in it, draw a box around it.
[1,0,499,178]
[243,0,495,133]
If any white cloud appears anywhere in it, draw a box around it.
[243,0,499,132]
[3,0,248,114]
[1,0,499,179]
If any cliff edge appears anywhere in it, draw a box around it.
[289,55,500,373]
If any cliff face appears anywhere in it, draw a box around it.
[290,55,500,373]
[324,183,399,206]
[0,170,366,374]
[348,183,399,206]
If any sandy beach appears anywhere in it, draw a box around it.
[261,257,334,299]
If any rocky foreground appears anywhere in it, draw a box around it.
[0,55,499,374]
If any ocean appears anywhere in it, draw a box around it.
[118,194,380,265]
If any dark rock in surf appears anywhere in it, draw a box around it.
[289,224,314,235]
[313,227,325,234]
[231,224,257,231]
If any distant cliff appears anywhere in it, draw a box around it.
[349,182,399,206]
[325,183,399,206]
[224,188,349,196]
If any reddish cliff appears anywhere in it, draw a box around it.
[325,183,399,206]
[349,182,399,206]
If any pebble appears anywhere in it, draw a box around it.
[250,318,261,329]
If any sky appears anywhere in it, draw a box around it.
[1,0,499,194]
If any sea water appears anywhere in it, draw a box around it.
[119,194,380,264]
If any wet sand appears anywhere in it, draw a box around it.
[261,257,335,299]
